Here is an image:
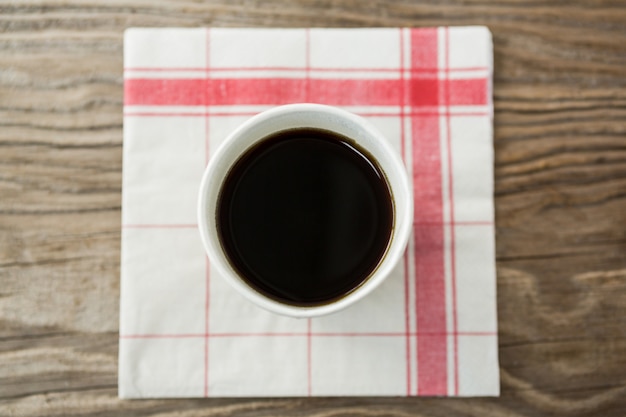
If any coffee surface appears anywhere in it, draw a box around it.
[217,128,393,306]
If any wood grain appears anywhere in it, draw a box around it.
[1,0,625,415]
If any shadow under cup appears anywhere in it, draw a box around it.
[198,104,413,318]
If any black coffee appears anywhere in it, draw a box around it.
[216,128,393,306]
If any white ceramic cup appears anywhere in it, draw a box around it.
[198,103,413,318]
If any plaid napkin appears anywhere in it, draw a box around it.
[120,27,498,398]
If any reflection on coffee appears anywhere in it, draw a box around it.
[216,128,393,306]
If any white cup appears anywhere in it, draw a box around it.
[198,104,413,318]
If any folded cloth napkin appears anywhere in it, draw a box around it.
[120,27,498,398]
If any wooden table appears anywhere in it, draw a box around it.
[1,1,625,416]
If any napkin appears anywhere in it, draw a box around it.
[120,27,498,398]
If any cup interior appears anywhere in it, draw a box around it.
[198,104,412,318]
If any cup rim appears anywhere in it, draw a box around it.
[198,103,413,318]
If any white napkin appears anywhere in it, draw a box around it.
[120,27,498,398]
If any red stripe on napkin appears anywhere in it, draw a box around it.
[410,28,448,396]
[125,78,487,107]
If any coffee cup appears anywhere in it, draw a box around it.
[198,104,412,318]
